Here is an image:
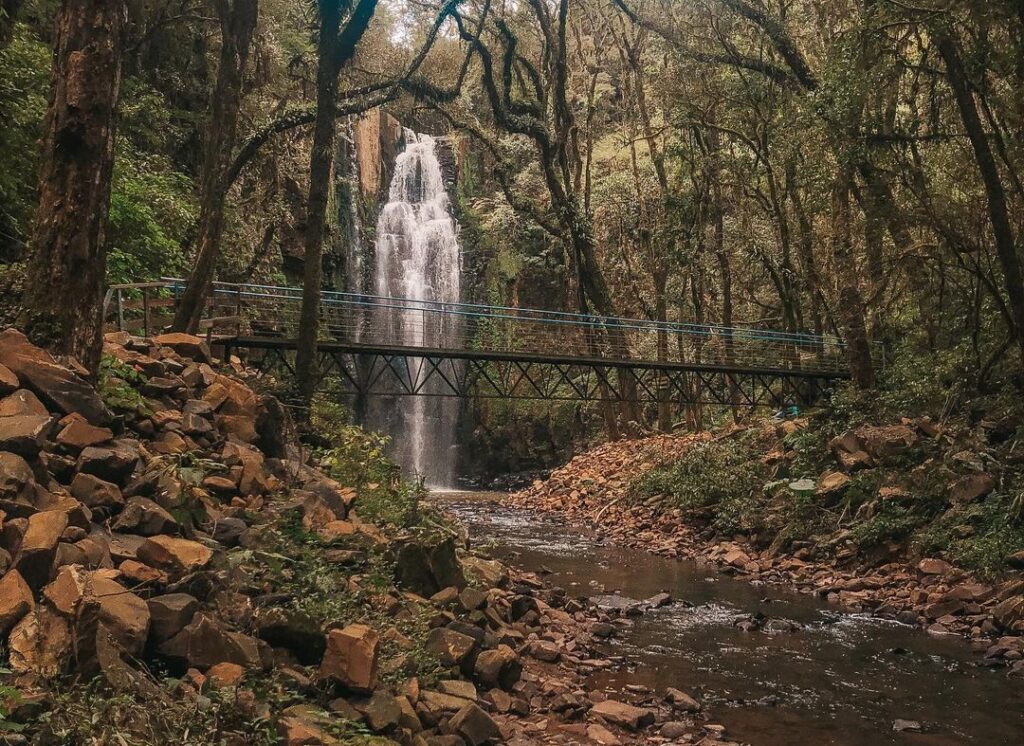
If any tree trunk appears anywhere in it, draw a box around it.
[832,167,875,388]
[171,0,259,333]
[935,30,1024,369]
[295,0,378,401]
[654,266,671,431]
[22,0,126,375]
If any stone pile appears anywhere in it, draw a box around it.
[0,328,709,744]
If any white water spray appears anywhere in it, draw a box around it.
[372,130,462,485]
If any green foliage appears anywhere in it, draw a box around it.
[635,436,766,511]
[97,355,154,417]
[41,681,276,744]
[0,23,48,249]
[106,147,194,284]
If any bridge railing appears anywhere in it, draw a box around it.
[139,279,848,374]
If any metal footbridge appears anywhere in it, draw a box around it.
[104,280,852,408]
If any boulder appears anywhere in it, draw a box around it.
[590,700,655,731]
[319,623,379,692]
[0,329,111,425]
[357,689,402,732]
[0,569,34,635]
[0,363,17,395]
[448,702,501,745]
[917,558,953,576]
[526,640,560,662]
[12,509,68,589]
[137,535,214,575]
[112,497,178,536]
[8,606,72,677]
[77,443,139,484]
[43,566,150,655]
[207,661,245,688]
[395,537,466,596]
[473,645,522,690]
[425,627,476,666]
[665,688,700,712]
[0,415,54,456]
[0,451,37,503]
[70,472,125,512]
[993,595,1024,629]
[853,424,917,461]
[56,417,113,451]
[151,333,212,364]
[159,614,262,669]
[949,473,995,503]
[817,471,851,498]
[147,593,200,642]
[0,389,48,417]
[255,607,325,665]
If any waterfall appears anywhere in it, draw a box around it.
[371,130,462,486]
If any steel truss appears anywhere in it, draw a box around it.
[243,342,839,408]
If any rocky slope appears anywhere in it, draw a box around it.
[0,329,720,745]
[512,420,1024,675]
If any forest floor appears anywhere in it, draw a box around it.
[510,416,1024,672]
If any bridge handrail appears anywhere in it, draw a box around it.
[159,278,848,349]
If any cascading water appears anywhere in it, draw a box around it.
[370,130,462,486]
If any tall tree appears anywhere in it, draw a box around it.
[21,0,127,374]
[295,0,379,400]
[171,0,259,333]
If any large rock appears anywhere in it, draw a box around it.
[56,416,113,451]
[319,623,379,692]
[993,595,1024,630]
[43,566,150,655]
[151,333,212,364]
[949,473,995,503]
[448,703,501,745]
[425,627,476,666]
[159,614,262,669]
[70,472,125,512]
[473,645,521,690]
[254,607,325,665]
[147,593,200,642]
[0,451,37,503]
[0,415,53,456]
[394,537,466,596]
[112,497,178,536]
[0,569,34,635]
[12,510,68,589]
[590,700,655,731]
[0,329,111,425]
[77,442,139,485]
[853,424,917,461]
[0,363,17,395]
[137,535,214,575]
[0,389,48,417]
[8,606,72,677]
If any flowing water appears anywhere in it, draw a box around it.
[370,130,462,486]
[435,492,1024,746]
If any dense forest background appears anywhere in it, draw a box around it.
[2,0,1024,437]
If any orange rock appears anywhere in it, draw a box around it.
[0,569,34,635]
[137,535,214,575]
[207,661,246,688]
[319,623,379,692]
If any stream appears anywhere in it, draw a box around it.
[434,491,1024,746]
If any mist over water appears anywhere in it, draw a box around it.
[370,130,462,486]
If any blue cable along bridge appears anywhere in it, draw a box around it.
[104,279,854,408]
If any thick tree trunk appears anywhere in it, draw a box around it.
[832,168,875,388]
[22,0,126,375]
[935,30,1024,368]
[171,0,259,333]
[295,50,340,401]
[295,0,378,401]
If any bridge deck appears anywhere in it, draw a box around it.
[133,279,851,378]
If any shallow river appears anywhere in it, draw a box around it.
[434,492,1024,746]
